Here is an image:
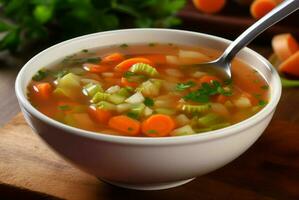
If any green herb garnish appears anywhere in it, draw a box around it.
[184,81,232,103]
[254,94,262,99]
[120,44,128,48]
[144,97,154,107]
[258,100,267,106]
[32,69,48,81]
[53,69,69,79]
[128,127,134,131]
[223,79,233,85]
[123,71,146,83]
[81,49,88,53]
[58,105,71,111]
[261,85,269,90]
[127,112,139,119]
[176,81,196,91]
[147,129,157,134]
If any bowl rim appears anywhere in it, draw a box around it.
[15,28,281,145]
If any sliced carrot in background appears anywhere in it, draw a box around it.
[140,54,166,65]
[33,82,52,100]
[141,114,176,137]
[120,77,139,88]
[102,53,125,63]
[278,51,299,77]
[83,63,110,73]
[115,57,154,72]
[272,33,299,61]
[88,106,112,124]
[250,0,277,19]
[199,75,221,84]
[193,0,226,14]
[108,115,141,136]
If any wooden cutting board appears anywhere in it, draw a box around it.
[1,103,299,200]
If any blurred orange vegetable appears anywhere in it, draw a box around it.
[272,33,299,61]
[250,0,277,19]
[192,0,226,14]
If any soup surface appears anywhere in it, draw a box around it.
[27,43,269,137]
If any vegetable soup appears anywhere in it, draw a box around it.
[27,43,269,137]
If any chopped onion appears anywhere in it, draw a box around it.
[165,68,183,77]
[171,125,195,136]
[125,92,145,104]
[106,85,120,94]
[175,114,190,126]
[116,103,131,113]
[144,106,153,116]
[178,50,210,60]
[81,78,100,85]
[234,97,251,108]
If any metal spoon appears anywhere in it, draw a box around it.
[195,0,299,79]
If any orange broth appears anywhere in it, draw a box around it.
[27,43,269,137]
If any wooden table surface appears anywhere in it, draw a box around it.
[1,37,299,199]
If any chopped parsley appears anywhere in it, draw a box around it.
[53,69,68,79]
[128,127,134,131]
[147,129,157,134]
[127,112,139,120]
[258,100,267,106]
[120,43,128,48]
[32,69,48,81]
[254,94,262,99]
[184,81,232,103]
[144,97,154,107]
[123,71,146,83]
[261,85,269,90]
[81,49,88,53]
[223,79,233,85]
[176,81,196,91]
[58,105,71,111]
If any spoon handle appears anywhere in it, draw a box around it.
[220,0,299,63]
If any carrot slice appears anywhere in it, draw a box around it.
[199,75,221,84]
[83,63,110,73]
[192,0,226,14]
[216,94,228,104]
[250,0,277,19]
[108,115,141,136]
[141,114,176,137]
[115,57,154,72]
[102,53,125,63]
[33,83,52,100]
[120,77,139,88]
[278,51,299,77]
[272,33,299,61]
[88,106,112,124]
[140,54,166,65]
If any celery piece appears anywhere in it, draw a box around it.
[155,108,176,115]
[129,63,159,77]
[117,87,133,97]
[83,83,103,97]
[171,125,195,136]
[129,103,145,119]
[137,79,162,97]
[108,93,126,104]
[181,104,211,114]
[91,92,110,103]
[197,113,222,127]
[96,101,116,110]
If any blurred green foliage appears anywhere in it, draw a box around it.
[0,0,186,51]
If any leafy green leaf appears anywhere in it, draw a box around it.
[0,29,20,50]
[32,69,48,81]
[34,5,53,24]
[176,81,196,91]
[144,97,154,107]
[0,19,14,32]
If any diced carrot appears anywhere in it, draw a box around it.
[217,94,228,104]
[272,33,299,61]
[278,51,299,77]
[83,63,110,73]
[88,106,112,124]
[115,57,154,72]
[141,114,176,137]
[250,0,277,19]
[193,0,226,14]
[108,115,141,136]
[140,54,166,65]
[120,77,139,88]
[199,75,221,84]
[102,53,125,63]
[33,83,52,100]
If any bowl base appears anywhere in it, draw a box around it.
[100,177,195,190]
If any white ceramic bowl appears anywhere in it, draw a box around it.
[15,29,281,190]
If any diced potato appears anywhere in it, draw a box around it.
[233,97,252,108]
